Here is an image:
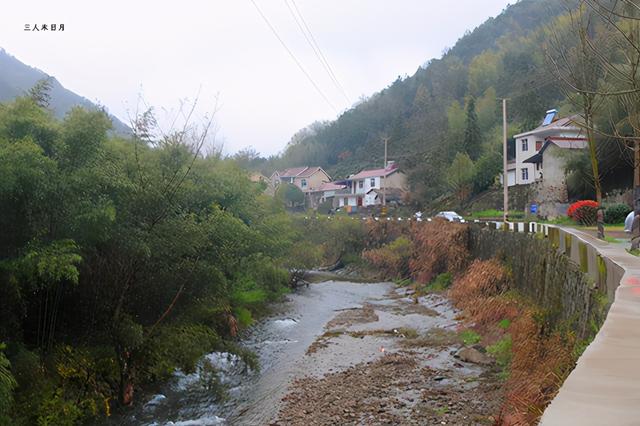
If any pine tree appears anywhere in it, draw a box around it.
[463,97,482,161]
[26,77,53,108]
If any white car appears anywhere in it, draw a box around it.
[435,211,465,223]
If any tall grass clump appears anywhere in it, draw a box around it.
[409,219,469,284]
[449,258,580,424]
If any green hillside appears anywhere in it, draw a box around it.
[0,48,130,135]
[261,0,632,207]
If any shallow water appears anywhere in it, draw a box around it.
[111,280,393,425]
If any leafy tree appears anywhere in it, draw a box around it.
[276,183,305,208]
[467,50,501,96]
[447,152,476,204]
[473,150,502,194]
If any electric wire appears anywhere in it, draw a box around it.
[249,0,339,114]
[285,0,352,104]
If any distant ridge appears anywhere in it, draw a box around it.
[0,48,130,135]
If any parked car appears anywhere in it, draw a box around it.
[435,211,465,223]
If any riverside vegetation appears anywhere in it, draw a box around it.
[0,95,608,424]
[0,92,415,424]
[0,93,330,425]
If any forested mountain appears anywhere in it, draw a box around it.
[257,0,632,207]
[0,48,130,135]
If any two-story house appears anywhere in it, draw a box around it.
[336,162,408,208]
[510,109,584,187]
[270,166,331,193]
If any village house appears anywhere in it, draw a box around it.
[510,109,585,187]
[269,166,332,208]
[502,109,587,218]
[269,166,331,193]
[335,162,408,209]
[306,181,347,210]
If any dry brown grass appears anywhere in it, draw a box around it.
[409,220,470,284]
[449,258,578,425]
[449,259,511,307]
[499,317,575,425]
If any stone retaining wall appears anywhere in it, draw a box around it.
[469,224,609,339]
[473,221,640,425]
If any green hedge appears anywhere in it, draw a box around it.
[604,204,631,224]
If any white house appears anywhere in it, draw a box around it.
[337,162,408,208]
[510,109,584,187]
[523,137,588,217]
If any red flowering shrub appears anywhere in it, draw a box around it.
[567,200,599,225]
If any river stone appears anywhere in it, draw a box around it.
[454,347,493,365]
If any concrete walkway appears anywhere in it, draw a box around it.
[540,227,640,425]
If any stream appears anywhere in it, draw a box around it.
[113,280,393,426]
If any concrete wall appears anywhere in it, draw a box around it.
[475,221,640,425]
[514,136,539,185]
[469,223,611,339]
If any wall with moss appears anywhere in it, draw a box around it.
[468,225,609,340]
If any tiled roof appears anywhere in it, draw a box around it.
[514,115,583,138]
[278,166,329,179]
[317,182,346,191]
[297,166,323,178]
[348,164,399,180]
[523,137,587,163]
[280,167,309,177]
[368,187,405,201]
[546,137,588,149]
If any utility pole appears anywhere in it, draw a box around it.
[382,136,388,207]
[502,99,508,223]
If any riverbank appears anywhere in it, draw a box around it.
[272,284,503,425]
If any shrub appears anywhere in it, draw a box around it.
[459,329,481,345]
[487,334,512,369]
[425,272,453,292]
[567,200,599,225]
[362,236,413,279]
[142,324,220,381]
[449,259,511,308]
[409,220,470,284]
[604,203,631,224]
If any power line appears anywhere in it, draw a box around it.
[290,0,349,101]
[285,0,352,104]
[249,0,338,114]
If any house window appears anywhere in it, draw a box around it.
[521,138,529,151]
[521,168,529,181]
[370,178,376,187]
[358,180,364,189]
[301,179,307,188]
[343,197,348,206]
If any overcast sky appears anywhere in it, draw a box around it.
[1,0,511,156]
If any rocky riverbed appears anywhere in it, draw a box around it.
[114,279,503,425]
[271,286,503,425]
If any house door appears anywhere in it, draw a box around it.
[357,197,363,207]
